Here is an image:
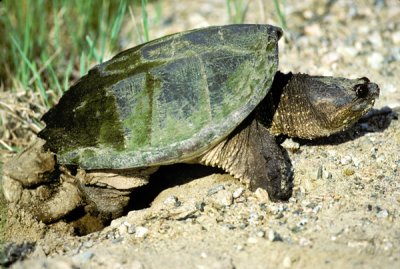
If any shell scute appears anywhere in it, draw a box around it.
[39,24,282,169]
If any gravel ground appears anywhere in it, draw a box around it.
[1,0,400,268]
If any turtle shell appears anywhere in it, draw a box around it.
[39,24,282,169]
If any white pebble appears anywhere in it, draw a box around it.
[247,237,258,244]
[254,188,269,202]
[268,230,282,242]
[135,226,149,238]
[377,209,389,218]
[367,52,384,70]
[163,195,180,207]
[368,32,383,47]
[233,187,245,199]
[392,31,400,44]
[340,155,353,165]
[214,189,233,206]
[282,256,292,268]
[299,237,312,246]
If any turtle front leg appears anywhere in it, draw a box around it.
[199,117,293,201]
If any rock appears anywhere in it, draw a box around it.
[163,195,181,208]
[392,31,400,44]
[268,230,283,242]
[368,32,383,47]
[376,209,389,218]
[212,189,233,207]
[248,212,262,225]
[78,251,94,262]
[299,237,312,247]
[232,187,245,199]
[247,237,258,244]
[316,165,323,179]
[207,185,225,196]
[282,256,292,268]
[340,155,353,165]
[0,242,35,267]
[367,52,384,69]
[281,139,300,152]
[254,188,269,202]
[135,227,149,238]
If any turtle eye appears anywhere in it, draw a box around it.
[355,84,369,98]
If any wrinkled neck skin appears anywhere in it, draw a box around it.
[259,71,378,139]
[266,72,333,139]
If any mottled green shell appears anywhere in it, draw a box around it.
[39,24,282,169]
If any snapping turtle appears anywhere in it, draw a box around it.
[3,24,379,226]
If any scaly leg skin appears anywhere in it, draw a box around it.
[200,117,293,201]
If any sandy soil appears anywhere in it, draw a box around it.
[1,0,400,268]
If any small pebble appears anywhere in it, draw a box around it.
[256,230,265,238]
[324,171,332,179]
[135,226,149,238]
[317,165,323,179]
[281,139,300,152]
[83,240,93,248]
[312,205,322,214]
[212,189,233,207]
[392,31,400,44]
[298,218,308,226]
[248,212,262,225]
[127,224,136,234]
[254,188,269,202]
[340,155,353,165]
[304,23,322,37]
[195,201,205,211]
[163,195,181,207]
[235,244,244,251]
[232,187,245,199]
[117,223,128,235]
[368,31,383,47]
[79,251,94,262]
[282,256,292,268]
[299,237,312,247]
[207,185,225,196]
[376,209,389,218]
[268,230,283,242]
[367,52,384,69]
[247,237,258,244]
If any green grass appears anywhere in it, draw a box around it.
[226,0,248,24]
[273,0,287,29]
[0,0,129,109]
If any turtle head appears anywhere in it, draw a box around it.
[268,72,379,139]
